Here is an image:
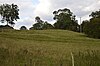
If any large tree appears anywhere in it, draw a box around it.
[89,9,100,18]
[83,9,100,39]
[0,3,19,27]
[53,8,78,31]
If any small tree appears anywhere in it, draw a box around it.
[32,16,44,30]
[20,26,27,30]
[0,3,19,27]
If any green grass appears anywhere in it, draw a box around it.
[0,30,100,66]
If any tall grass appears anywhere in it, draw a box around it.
[0,30,100,66]
[74,50,100,66]
[0,47,100,66]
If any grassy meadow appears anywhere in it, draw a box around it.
[0,30,100,66]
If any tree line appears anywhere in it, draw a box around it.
[0,4,100,39]
[81,10,100,39]
[30,8,79,32]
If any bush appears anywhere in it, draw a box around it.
[20,26,27,30]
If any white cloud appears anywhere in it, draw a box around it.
[33,0,100,24]
[34,0,52,21]
[0,0,100,29]
[14,17,34,30]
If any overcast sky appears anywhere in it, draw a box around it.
[0,0,100,29]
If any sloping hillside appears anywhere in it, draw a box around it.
[0,30,100,66]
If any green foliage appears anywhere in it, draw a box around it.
[0,3,19,26]
[82,10,100,39]
[32,22,44,30]
[35,16,43,23]
[81,20,89,32]
[30,16,53,30]
[83,21,100,38]
[30,16,44,30]
[43,22,54,29]
[53,8,78,31]
[20,26,27,30]
[89,9,100,18]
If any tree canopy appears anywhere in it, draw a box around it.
[32,16,44,30]
[53,8,78,31]
[82,9,100,38]
[0,3,19,27]
[43,21,54,29]
[89,10,100,18]
[30,16,53,30]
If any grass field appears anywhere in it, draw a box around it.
[0,30,100,66]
